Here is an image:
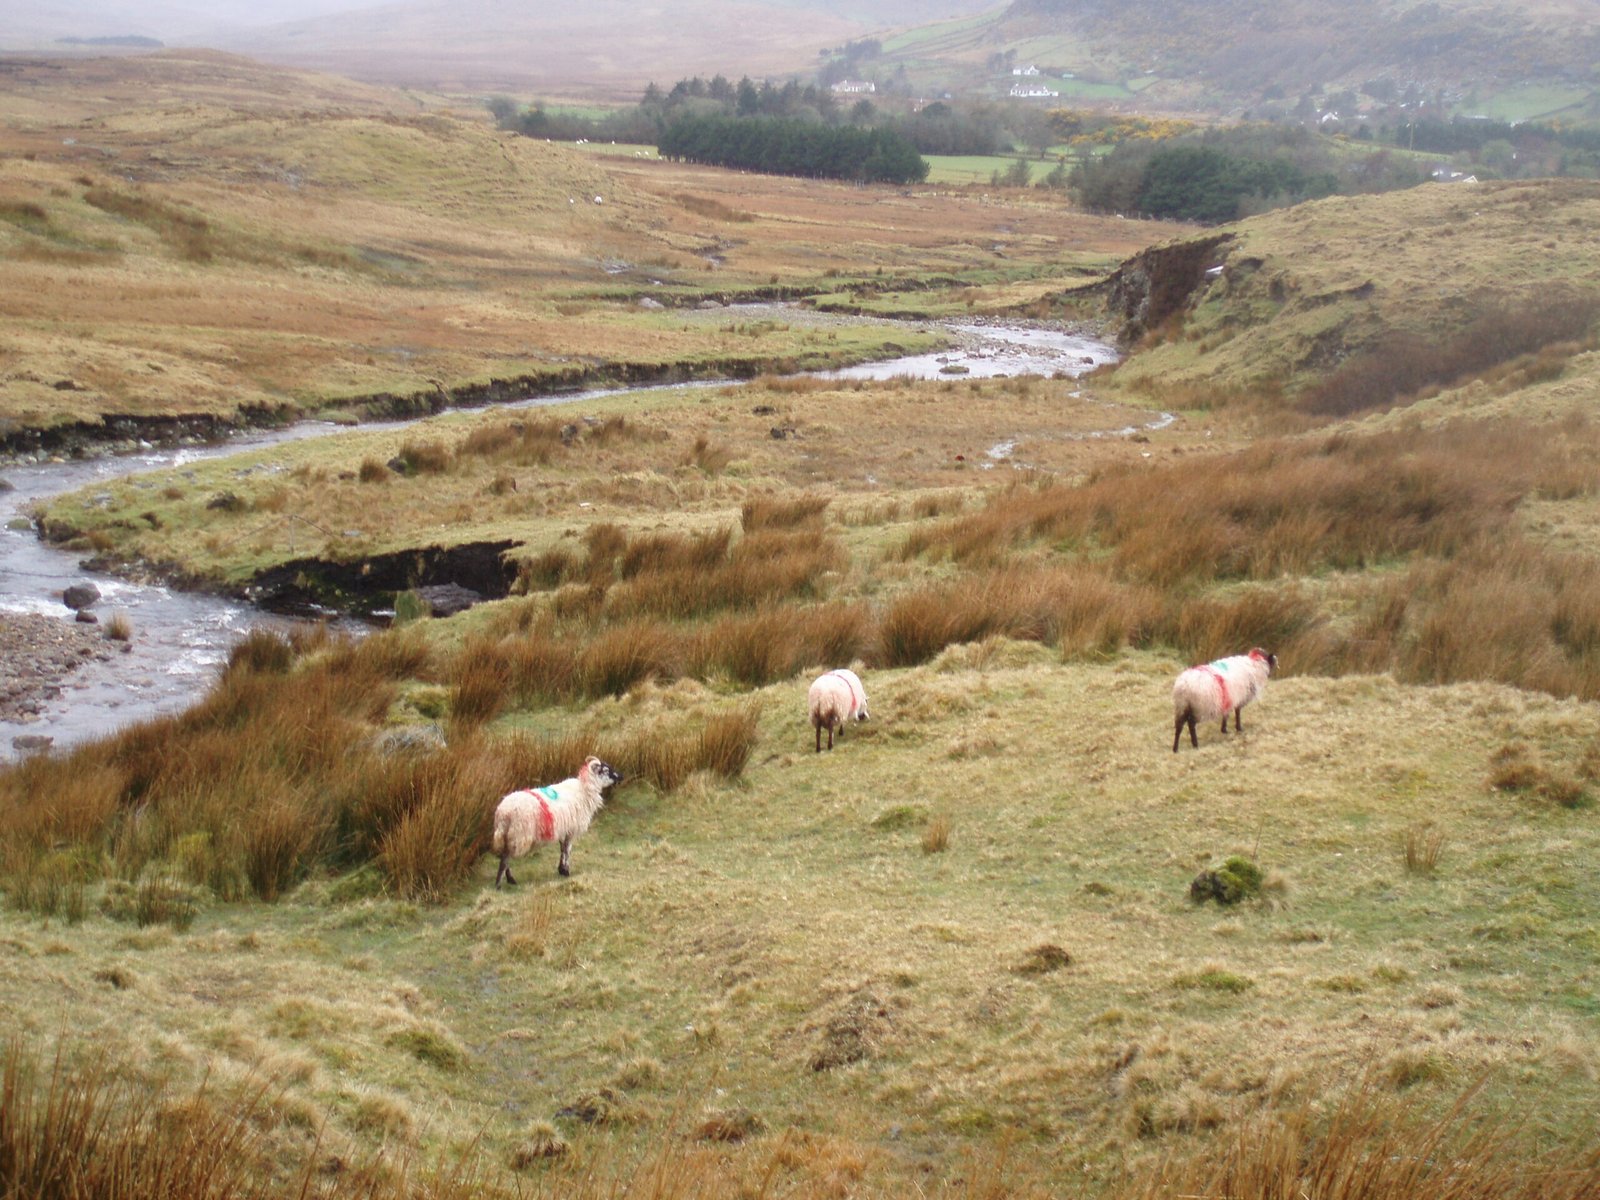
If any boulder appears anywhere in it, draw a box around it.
[62,581,101,611]
[413,583,485,617]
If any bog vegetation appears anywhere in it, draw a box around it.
[7,48,1600,1200]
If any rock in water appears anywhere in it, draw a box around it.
[62,581,101,611]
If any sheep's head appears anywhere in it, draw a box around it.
[1249,648,1278,674]
[854,699,870,722]
[583,756,624,790]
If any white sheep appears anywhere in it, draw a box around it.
[493,756,623,884]
[808,668,869,752]
[1172,648,1277,752]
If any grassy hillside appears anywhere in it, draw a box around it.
[6,649,1600,1196]
[1085,179,1600,425]
[861,0,1600,119]
[9,51,1600,1200]
[0,52,1159,446]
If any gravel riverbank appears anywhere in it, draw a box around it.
[0,612,114,727]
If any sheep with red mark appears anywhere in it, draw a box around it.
[1172,648,1276,752]
[493,756,623,884]
[808,668,870,752]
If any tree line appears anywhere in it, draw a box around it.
[1072,125,1394,222]
[657,114,927,184]
[489,75,1042,163]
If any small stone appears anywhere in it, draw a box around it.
[11,734,53,754]
[75,610,99,624]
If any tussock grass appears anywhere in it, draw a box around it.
[741,493,830,532]
[1402,823,1446,874]
[519,524,845,622]
[0,626,758,905]
[1302,293,1600,418]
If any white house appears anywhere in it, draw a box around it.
[1011,64,1040,76]
[1009,83,1059,98]
[831,80,876,94]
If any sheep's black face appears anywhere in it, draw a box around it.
[593,759,623,790]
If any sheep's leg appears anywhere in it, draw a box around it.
[1232,709,1243,733]
[827,723,835,750]
[497,854,516,888]
[1174,709,1199,752]
[558,837,572,877]
[815,722,822,753]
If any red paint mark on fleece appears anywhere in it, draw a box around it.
[1197,665,1232,714]
[829,670,864,717]
[536,798,556,842]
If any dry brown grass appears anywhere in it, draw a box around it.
[1,55,1162,435]
[0,623,762,905]
[1301,292,1600,418]
[1402,823,1447,875]
[1135,1081,1600,1200]
[741,494,831,532]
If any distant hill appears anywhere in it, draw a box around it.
[855,0,1600,119]
[5,0,1000,100]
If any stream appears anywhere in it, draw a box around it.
[0,317,1138,760]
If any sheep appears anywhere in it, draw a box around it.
[808,668,869,752]
[1172,648,1277,752]
[493,756,623,885]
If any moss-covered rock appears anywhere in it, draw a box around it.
[1189,855,1264,905]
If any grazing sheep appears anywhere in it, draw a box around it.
[493,756,623,885]
[809,668,870,752]
[1172,648,1277,752]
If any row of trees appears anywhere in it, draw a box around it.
[1070,127,1354,222]
[658,115,927,184]
[489,76,1066,164]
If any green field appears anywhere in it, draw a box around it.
[1473,83,1593,122]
